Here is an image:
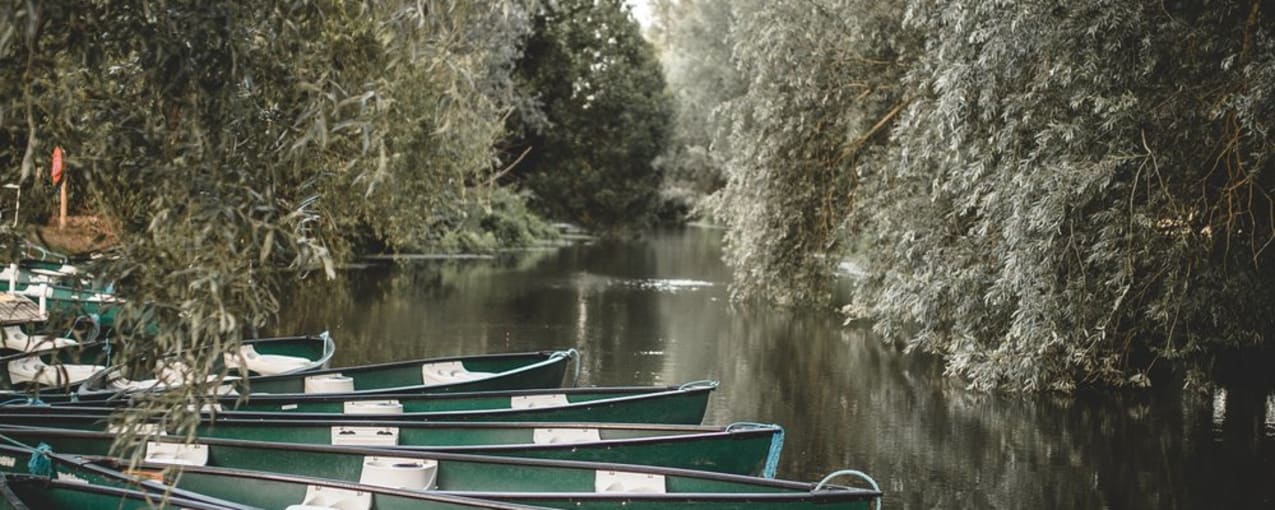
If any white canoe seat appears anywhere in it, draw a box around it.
[286,485,372,510]
[224,344,312,376]
[108,361,229,392]
[510,393,570,409]
[359,456,438,490]
[420,360,493,386]
[1,326,77,352]
[533,427,601,444]
[594,470,666,494]
[6,356,104,387]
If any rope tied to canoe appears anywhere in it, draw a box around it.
[0,397,45,407]
[677,379,719,390]
[26,443,55,478]
[553,348,581,386]
[814,469,882,510]
[0,434,58,479]
[726,422,784,479]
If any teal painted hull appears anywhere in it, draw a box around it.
[0,335,333,400]
[54,383,716,425]
[0,414,778,476]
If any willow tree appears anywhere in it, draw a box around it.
[707,0,914,304]
[0,0,532,437]
[859,0,1275,391]
[665,0,1275,390]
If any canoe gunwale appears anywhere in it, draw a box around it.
[249,349,571,380]
[0,416,777,456]
[147,463,561,510]
[0,473,251,510]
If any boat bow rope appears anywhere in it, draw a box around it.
[726,422,784,479]
[814,469,883,510]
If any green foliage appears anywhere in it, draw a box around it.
[666,0,1275,390]
[506,0,673,229]
[0,0,539,444]
[700,0,914,305]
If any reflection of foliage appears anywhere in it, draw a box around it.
[663,1,1275,390]
[0,0,534,450]
[505,0,674,229]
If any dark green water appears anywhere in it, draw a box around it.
[276,226,1275,509]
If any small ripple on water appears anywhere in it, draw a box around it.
[624,278,715,292]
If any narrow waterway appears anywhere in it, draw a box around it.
[276,226,1275,509]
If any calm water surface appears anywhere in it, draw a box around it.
[276,226,1275,509]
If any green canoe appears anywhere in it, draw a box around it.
[0,335,334,401]
[79,349,577,400]
[53,381,718,425]
[0,473,248,510]
[0,414,782,476]
[0,428,882,509]
[0,445,555,510]
[0,280,122,330]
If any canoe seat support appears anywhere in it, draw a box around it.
[420,361,492,386]
[144,442,208,466]
[359,456,437,490]
[342,400,403,415]
[305,374,355,394]
[331,426,399,447]
[595,470,666,493]
[510,393,569,409]
[287,485,371,510]
[534,427,601,444]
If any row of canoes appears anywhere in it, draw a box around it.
[0,260,883,509]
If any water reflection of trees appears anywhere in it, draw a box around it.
[273,227,1274,509]
[695,312,1273,508]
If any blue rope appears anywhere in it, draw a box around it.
[0,397,46,407]
[26,443,55,478]
[763,425,785,479]
[725,422,785,479]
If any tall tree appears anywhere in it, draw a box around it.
[506,0,673,229]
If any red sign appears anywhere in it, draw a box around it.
[51,146,64,185]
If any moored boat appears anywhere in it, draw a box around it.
[0,334,333,402]
[77,349,577,400]
[53,381,718,425]
[0,427,881,509]
[0,279,123,330]
[0,415,782,476]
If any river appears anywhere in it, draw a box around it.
[276,225,1275,509]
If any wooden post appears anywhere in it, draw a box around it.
[52,146,66,228]
[59,175,67,229]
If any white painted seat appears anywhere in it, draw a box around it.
[224,344,312,376]
[6,356,104,387]
[420,361,493,386]
[286,485,372,510]
[1,326,77,352]
[108,362,231,392]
